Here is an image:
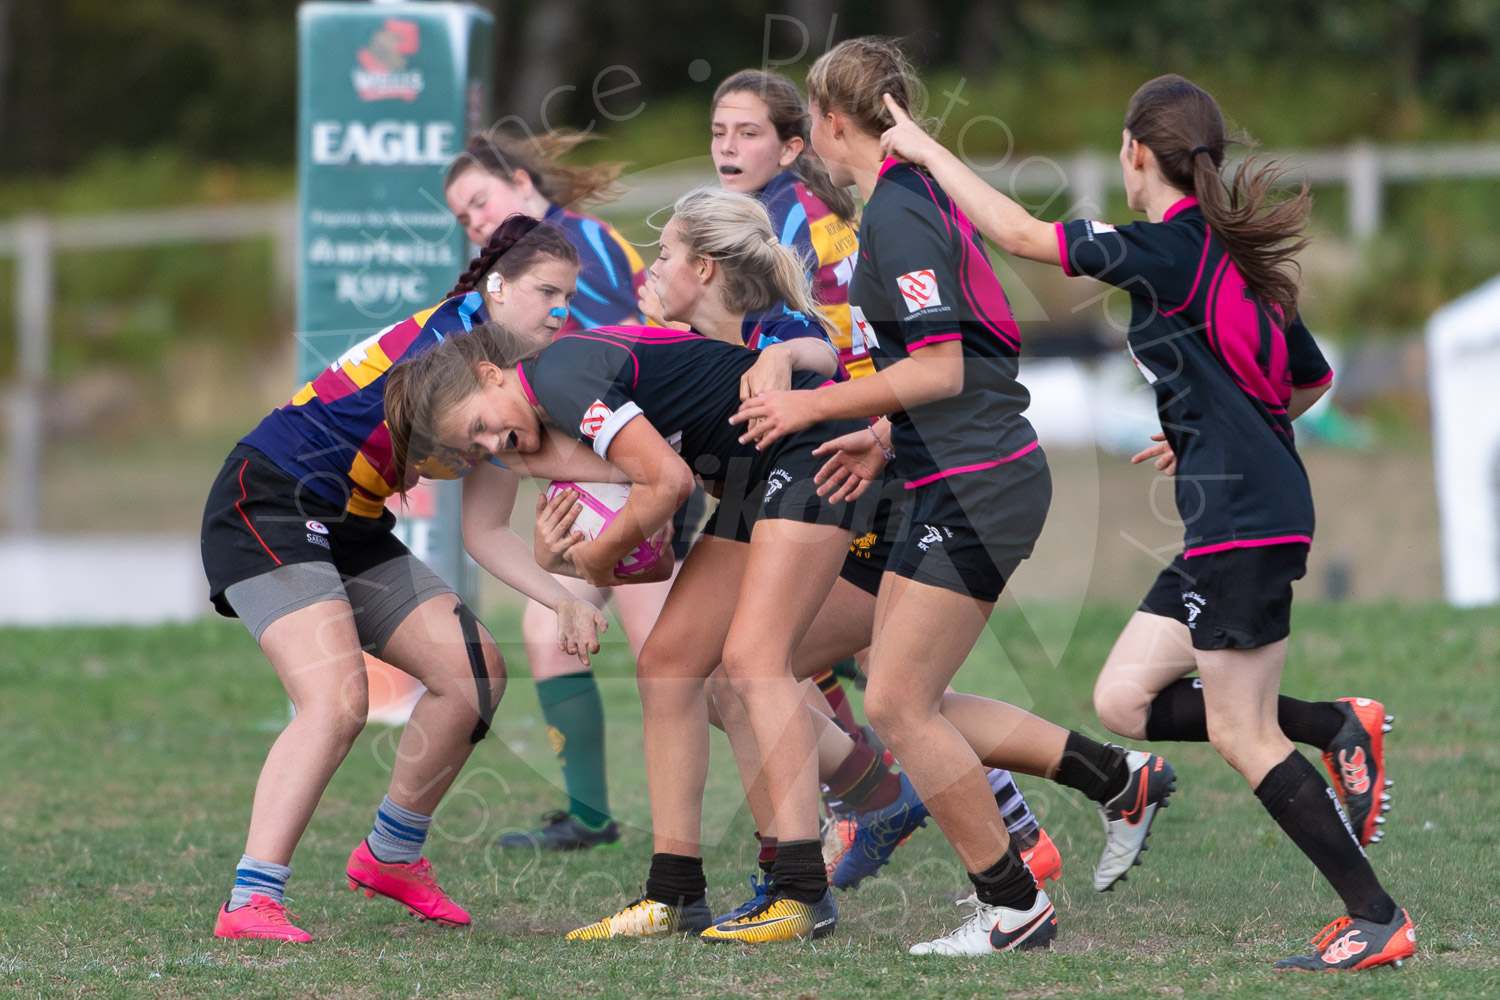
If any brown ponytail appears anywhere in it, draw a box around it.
[712,69,857,224]
[445,127,625,210]
[385,322,539,494]
[1124,74,1312,319]
[447,214,579,299]
[806,37,934,141]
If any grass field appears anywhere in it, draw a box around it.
[2,602,1497,998]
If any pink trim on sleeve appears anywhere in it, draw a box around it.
[1055,222,1075,277]
[1295,370,1334,389]
[907,333,963,352]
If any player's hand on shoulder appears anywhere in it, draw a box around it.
[740,344,795,400]
[879,93,940,166]
[1130,432,1177,476]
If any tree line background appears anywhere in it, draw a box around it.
[2,0,1498,173]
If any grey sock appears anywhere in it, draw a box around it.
[367,794,432,864]
[228,854,291,910]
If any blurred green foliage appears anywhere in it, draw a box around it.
[1,0,1497,408]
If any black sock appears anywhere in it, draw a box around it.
[1143,679,1208,741]
[1144,679,1347,750]
[1255,751,1396,924]
[1052,732,1129,803]
[644,852,707,907]
[969,839,1038,911]
[768,840,828,905]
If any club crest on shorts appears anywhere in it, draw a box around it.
[305,520,330,535]
[897,269,941,314]
[764,468,793,503]
[580,400,612,439]
[1182,590,1206,628]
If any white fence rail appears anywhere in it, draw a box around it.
[4,141,1500,533]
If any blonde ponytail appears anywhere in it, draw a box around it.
[669,188,837,340]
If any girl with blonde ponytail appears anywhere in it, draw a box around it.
[880,72,1413,971]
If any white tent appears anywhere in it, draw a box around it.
[1427,273,1500,606]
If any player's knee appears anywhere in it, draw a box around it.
[1093,681,1148,740]
[863,683,921,746]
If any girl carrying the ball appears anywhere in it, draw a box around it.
[199,216,615,942]
[735,38,1177,957]
[877,71,1412,971]
[446,129,694,852]
[386,197,868,943]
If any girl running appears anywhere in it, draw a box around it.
[387,202,868,944]
[734,38,1176,957]
[200,216,612,942]
[877,72,1412,971]
[446,128,686,851]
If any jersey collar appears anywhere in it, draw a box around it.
[1164,195,1199,221]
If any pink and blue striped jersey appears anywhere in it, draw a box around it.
[240,293,488,518]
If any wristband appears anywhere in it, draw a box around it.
[870,425,895,461]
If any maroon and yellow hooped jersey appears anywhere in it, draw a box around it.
[239,292,488,518]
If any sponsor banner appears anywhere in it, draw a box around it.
[297,2,493,376]
[297,2,493,638]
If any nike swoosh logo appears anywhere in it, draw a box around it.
[1120,773,1150,825]
[990,904,1055,950]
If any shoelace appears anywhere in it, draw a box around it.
[406,857,441,891]
[248,895,301,925]
[1310,916,1354,951]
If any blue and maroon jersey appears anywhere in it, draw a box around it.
[240,293,487,518]
[755,170,866,377]
[847,159,1036,489]
[543,203,647,333]
[517,325,842,472]
[1056,196,1332,556]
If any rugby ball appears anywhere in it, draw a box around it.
[544,480,669,577]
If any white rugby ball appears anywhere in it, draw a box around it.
[544,480,669,576]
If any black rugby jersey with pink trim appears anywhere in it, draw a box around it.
[517,325,837,476]
[847,159,1037,489]
[1056,197,1332,556]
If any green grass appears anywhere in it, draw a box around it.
[1,603,1497,998]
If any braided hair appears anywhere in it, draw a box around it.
[448,213,580,299]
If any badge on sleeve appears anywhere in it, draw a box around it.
[580,400,612,439]
[897,270,941,314]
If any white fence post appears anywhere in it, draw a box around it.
[8,216,52,535]
[1348,140,1383,241]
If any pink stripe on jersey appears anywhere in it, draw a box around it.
[908,332,962,352]
[1184,535,1311,558]
[556,332,641,386]
[516,364,539,406]
[904,439,1040,489]
[1159,226,1214,318]
[1297,370,1334,389]
[1055,222,1075,277]
[1163,196,1199,220]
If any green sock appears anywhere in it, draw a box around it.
[535,672,611,830]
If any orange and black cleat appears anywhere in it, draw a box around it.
[1322,697,1394,846]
